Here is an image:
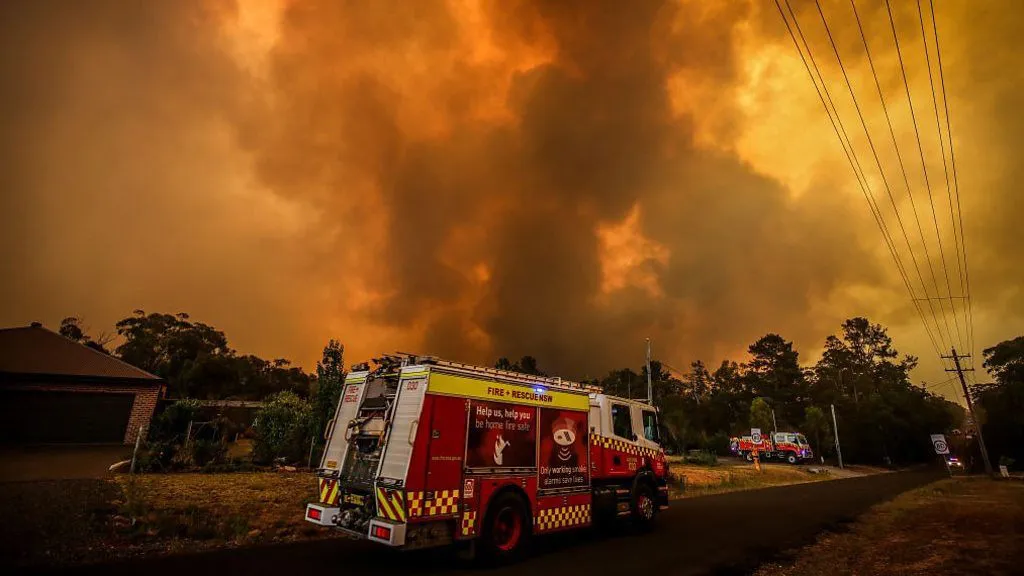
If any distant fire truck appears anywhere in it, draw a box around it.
[305,355,669,561]
[729,431,814,464]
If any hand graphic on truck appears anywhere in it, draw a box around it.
[494,435,510,466]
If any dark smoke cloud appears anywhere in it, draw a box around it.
[1,0,1021,387]
[241,0,877,375]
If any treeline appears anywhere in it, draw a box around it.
[502,317,966,466]
[62,311,313,400]
[971,336,1024,471]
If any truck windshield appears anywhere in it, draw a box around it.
[796,434,808,446]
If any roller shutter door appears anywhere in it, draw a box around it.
[0,389,134,444]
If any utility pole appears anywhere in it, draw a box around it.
[771,408,778,432]
[830,403,844,469]
[645,338,653,405]
[943,348,993,476]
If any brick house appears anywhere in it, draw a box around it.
[0,323,165,445]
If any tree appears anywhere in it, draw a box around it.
[313,340,345,440]
[972,336,1024,470]
[59,317,86,342]
[803,405,830,455]
[745,334,806,426]
[59,316,113,354]
[494,356,546,376]
[749,397,774,433]
[114,310,311,399]
[982,336,1024,386]
[681,360,712,402]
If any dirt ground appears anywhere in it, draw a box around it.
[753,477,1024,576]
[0,445,131,482]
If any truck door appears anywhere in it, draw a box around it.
[633,404,661,452]
[320,372,370,472]
[376,370,429,484]
[605,400,640,476]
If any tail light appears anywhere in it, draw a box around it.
[372,524,392,540]
[307,507,322,521]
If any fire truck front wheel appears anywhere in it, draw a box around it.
[480,492,531,564]
[630,481,656,531]
[786,452,798,465]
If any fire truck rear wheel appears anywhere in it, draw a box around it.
[480,492,531,564]
[630,482,656,531]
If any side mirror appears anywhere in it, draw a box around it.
[631,433,639,442]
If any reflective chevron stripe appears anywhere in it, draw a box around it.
[375,487,407,522]
[318,478,340,505]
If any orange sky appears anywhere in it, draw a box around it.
[2,0,1021,402]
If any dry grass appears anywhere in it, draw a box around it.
[0,472,343,569]
[668,461,830,499]
[113,472,340,553]
[754,478,1024,576]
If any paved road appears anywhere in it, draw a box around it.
[33,470,940,576]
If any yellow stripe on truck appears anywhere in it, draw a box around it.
[391,491,406,522]
[427,373,589,411]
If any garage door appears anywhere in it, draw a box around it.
[0,390,134,444]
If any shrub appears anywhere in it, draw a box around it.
[189,438,228,467]
[702,431,732,456]
[684,449,719,466]
[252,391,314,465]
[148,399,202,443]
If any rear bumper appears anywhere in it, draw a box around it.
[305,503,341,527]
[304,504,408,547]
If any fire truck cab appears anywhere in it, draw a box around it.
[305,354,668,561]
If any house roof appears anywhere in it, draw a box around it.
[0,324,160,381]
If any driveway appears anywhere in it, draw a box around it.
[0,445,131,482]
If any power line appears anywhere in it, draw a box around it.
[774,0,943,358]
[915,0,970,362]
[928,0,977,371]
[845,0,955,354]
[813,0,955,355]
[883,0,965,355]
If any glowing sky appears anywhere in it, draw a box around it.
[2,1,1021,401]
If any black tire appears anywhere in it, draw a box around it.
[786,452,798,465]
[480,492,531,565]
[744,451,753,462]
[630,481,656,531]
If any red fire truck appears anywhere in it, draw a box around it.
[304,354,669,561]
[729,431,814,464]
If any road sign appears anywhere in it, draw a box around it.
[751,428,762,444]
[930,434,949,455]
[999,465,1010,478]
